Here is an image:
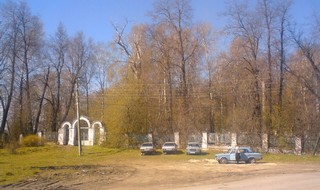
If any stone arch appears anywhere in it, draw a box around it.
[58,117,105,146]
[72,116,91,146]
[58,122,71,145]
[92,121,106,145]
[72,116,91,129]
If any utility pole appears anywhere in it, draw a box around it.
[209,92,215,133]
[75,80,82,156]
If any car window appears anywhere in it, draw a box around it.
[164,143,175,146]
[246,149,252,153]
[228,149,236,153]
[142,143,152,147]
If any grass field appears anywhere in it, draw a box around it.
[1,144,320,186]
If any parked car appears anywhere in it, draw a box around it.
[186,142,202,155]
[140,142,155,155]
[162,142,178,154]
[215,147,262,164]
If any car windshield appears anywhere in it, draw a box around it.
[142,143,152,147]
[164,143,175,146]
[188,143,199,147]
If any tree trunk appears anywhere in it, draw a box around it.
[34,68,50,134]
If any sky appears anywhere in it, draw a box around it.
[3,0,320,43]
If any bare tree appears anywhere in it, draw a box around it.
[198,23,217,133]
[151,0,199,141]
[93,43,112,120]
[149,23,175,135]
[0,1,43,137]
[47,23,69,133]
[225,0,263,134]
[151,0,197,102]
[80,39,94,115]
[0,1,19,136]
[112,21,144,80]
[62,32,91,122]
[15,1,43,134]
[276,0,292,108]
[260,0,275,131]
[33,66,50,134]
[291,27,320,100]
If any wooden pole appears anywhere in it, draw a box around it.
[313,133,320,156]
[75,80,82,156]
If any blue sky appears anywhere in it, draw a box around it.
[6,0,320,43]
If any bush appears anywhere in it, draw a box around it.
[21,135,45,147]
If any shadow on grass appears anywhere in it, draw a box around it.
[140,150,163,156]
[186,151,210,156]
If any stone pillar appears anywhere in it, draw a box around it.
[99,127,106,145]
[215,133,219,145]
[294,136,302,155]
[147,133,153,142]
[88,127,94,146]
[202,132,208,149]
[58,128,63,145]
[262,133,268,152]
[37,131,42,138]
[174,132,180,148]
[68,127,75,145]
[231,133,237,147]
[19,134,23,144]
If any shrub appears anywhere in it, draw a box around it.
[21,135,45,147]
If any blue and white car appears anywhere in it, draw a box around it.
[215,147,262,164]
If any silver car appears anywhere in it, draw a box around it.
[140,142,155,155]
[186,142,202,155]
[162,142,177,154]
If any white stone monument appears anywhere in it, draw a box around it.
[202,132,208,149]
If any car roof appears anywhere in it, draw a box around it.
[163,142,176,145]
[142,142,153,144]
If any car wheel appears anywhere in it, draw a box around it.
[248,158,256,164]
[219,157,228,164]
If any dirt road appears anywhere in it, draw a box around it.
[173,172,320,190]
[3,158,320,189]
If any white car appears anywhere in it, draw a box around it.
[140,142,155,155]
[162,142,177,154]
[186,142,202,155]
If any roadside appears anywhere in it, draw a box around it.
[3,157,320,190]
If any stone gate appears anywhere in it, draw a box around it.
[58,116,105,146]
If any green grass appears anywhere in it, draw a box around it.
[0,145,319,186]
[0,144,118,185]
[262,153,320,164]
